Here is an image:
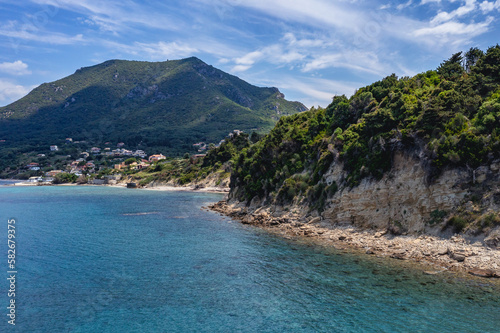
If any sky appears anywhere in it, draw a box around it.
[0,0,499,108]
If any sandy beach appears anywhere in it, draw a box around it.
[10,180,230,194]
[209,201,500,281]
[142,184,229,194]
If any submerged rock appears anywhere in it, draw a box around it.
[468,268,499,278]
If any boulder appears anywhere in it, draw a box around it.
[484,229,500,249]
[449,250,468,262]
[391,250,407,260]
[468,268,499,278]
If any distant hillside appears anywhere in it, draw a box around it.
[0,57,306,160]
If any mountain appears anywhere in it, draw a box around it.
[0,57,306,159]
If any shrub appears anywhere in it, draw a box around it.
[428,209,447,225]
[481,213,500,228]
[446,216,468,233]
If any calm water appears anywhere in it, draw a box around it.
[0,186,499,332]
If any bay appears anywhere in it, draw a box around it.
[0,186,499,332]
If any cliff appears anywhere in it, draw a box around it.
[216,150,500,276]
[227,46,500,251]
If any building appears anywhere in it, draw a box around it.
[46,170,63,177]
[27,176,43,183]
[228,129,243,138]
[133,150,147,158]
[27,162,40,171]
[50,145,58,151]
[85,162,95,169]
[148,154,166,162]
[65,138,73,143]
[117,142,125,148]
[90,147,101,154]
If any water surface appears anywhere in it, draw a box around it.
[0,186,498,332]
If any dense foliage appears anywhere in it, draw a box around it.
[231,46,500,209]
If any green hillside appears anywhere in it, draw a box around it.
[230,46,500,208]
[0,57,306,166]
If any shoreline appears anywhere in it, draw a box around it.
[7,181,500,281]
[140,184,229,194]
[209,200,500,281]
[7,180,230,194]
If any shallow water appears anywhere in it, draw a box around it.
[0,186,498,332]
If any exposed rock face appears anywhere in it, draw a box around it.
[322,153,469,234]
[484,228,500,249]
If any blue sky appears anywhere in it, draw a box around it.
[0,0,499,108]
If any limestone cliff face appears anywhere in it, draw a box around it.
[228,150,500,243]
[322,153,470,234]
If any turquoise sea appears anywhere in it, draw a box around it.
[0,185,499,332]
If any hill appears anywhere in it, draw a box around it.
[0,57,306,168]
[227,45,500,240]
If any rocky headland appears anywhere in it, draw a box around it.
[211,152,500,279]
[209,200,500,279]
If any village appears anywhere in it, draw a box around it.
[17,131,241,185]
[20,138,173,185]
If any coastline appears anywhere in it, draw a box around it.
[141,184,229,194]
[8,180,230,194]
[209,200,500,281]
[8,181,499,280]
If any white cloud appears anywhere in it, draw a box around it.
[262,76,360,108]
[479,0,500,12]
[302,51,388,76]
[32,0,182,34]
[0,22,84,45]
[0,80,36,105]
[198,0,366,31]
[302,54,342,72]
[103,40,198,60]
[134,41,198,59]
[414,16,493,38]
[397,0,413,10]
[232,65,252,72]
[0,61,31,75]
[420,0,442,4]
[431,0,477,24]
[231,37,310,72]
[234,51,264,66]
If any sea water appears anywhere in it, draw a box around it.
[0,186,498,332]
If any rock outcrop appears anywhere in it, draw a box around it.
[322,153,470,234]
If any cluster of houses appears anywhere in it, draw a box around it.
[25,169,64,184]
[88,146,147,158]
[23,132,242,184]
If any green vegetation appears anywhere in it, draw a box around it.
[230,46,500,215]
[53,173,78,184]
[428,209,448,225]
[0,57,305,173]
[128,133,251,186]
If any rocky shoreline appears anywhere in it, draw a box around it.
[209,201,500,280]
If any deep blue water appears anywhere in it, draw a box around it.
[0,186,499,332]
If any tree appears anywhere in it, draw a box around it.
[124,157,137,165]
[437,52,464,79]
[464,47,484,73]
[53,173,77,184]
